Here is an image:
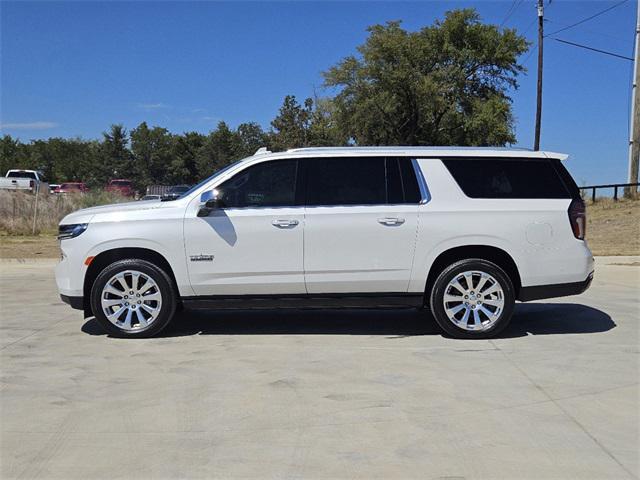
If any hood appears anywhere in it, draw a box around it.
[60,200,164,225]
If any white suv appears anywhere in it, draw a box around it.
[55,147,594,339]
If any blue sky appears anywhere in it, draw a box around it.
[1,0,635,185]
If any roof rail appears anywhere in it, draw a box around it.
[254,147,271,155]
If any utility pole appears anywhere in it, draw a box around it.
[534,0,544,151]
[626,0,640,197]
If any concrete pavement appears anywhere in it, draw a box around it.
[0,257,638,479]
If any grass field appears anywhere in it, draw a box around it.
[1,196,638,258]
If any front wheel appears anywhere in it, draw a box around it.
[90,259,177,338]
[429,259,515,339]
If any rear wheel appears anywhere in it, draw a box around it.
[90,259,176,338]
[430,259,515,339]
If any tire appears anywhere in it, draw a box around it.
[90,259,177,338]
[429,259,515,339]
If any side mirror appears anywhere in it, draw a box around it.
[197,189,225,217]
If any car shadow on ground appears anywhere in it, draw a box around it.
[81,302,615,339]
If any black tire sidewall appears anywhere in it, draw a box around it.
[430,259,515,339]
[90,259,176,338]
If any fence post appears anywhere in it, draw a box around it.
[614,186,618,201]
[592,187,596,203]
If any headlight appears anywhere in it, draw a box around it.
[58,223,88,240]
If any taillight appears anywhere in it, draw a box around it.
[568,198,586,240]
[29,180,35,189]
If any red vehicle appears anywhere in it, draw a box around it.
[106,179,135,197]
[54,182,89,194]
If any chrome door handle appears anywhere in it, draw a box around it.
[272,219,299,228]
[378,217,405,226]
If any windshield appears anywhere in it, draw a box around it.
[163,159,244,201]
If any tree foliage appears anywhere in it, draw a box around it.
[0,9,529,190]
[323,9,529,146]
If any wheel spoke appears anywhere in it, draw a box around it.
[473,309,482,328]
[104,285,124,297]
[479,305,497,318]
[482,284,500,296]
[446,304,466,316]
[141,292,161,301]
[131,272,140,292]
[482,298,503,307]
[107,305,126,320]
[141,303,159,314]
[139,280,154,295]
[102,298,124,308]
[121,309,133,329]
[464,272,474,291]
[450,280,467,295]
[135,309,147,327]
[476,275,489,293]
[444,294,463,303]
[115,274,129,292]
[459,308,471,326]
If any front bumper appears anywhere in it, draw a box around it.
[518,271,594,302]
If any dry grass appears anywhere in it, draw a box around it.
[585,197,640,256]
[1,193,638,258]
[0,190,128,235]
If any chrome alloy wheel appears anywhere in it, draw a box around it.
[100,270,162,331]
[442,270,505,331]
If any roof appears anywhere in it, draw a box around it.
[280,146,568,160]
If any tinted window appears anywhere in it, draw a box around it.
[305,157,421,206]
[7,171,37,180]
[218,159,298,208]
[442,158,571,199]
[306,157,386,206]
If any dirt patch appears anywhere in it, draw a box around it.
[586,198,640,256]
[0,235,59,259]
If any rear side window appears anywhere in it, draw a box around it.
[442,158,572,199]
[305,157,421,206]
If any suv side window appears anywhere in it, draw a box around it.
[442,158,572,199]
[305,157,421,206]
[218,159,298,208]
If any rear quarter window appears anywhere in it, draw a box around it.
[442,158,572,199]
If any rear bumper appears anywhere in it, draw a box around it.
[518,271,594,302]
[60,294,84,310]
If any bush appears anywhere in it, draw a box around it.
[0,190,129,235]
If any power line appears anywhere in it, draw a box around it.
[500,0,526,27]
[552,37,634,61]
[545,0,629,37]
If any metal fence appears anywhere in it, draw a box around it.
[579,182,640,202]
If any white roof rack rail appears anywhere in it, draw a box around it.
[254,147,271,155]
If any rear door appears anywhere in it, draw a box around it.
[302,156,421,293]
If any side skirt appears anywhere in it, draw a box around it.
[181,292,424,310]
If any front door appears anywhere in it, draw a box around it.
[184,159,305,296]
[302,156,421,293]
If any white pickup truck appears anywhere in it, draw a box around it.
[0,169,47,193]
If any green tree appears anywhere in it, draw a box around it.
[168,131,205,185]
[323,9,529,146]
[99,124,133,184]
[130,122,175,189]
[270,95,313,151]
[236,122,267,157]
[195,121,242,179]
